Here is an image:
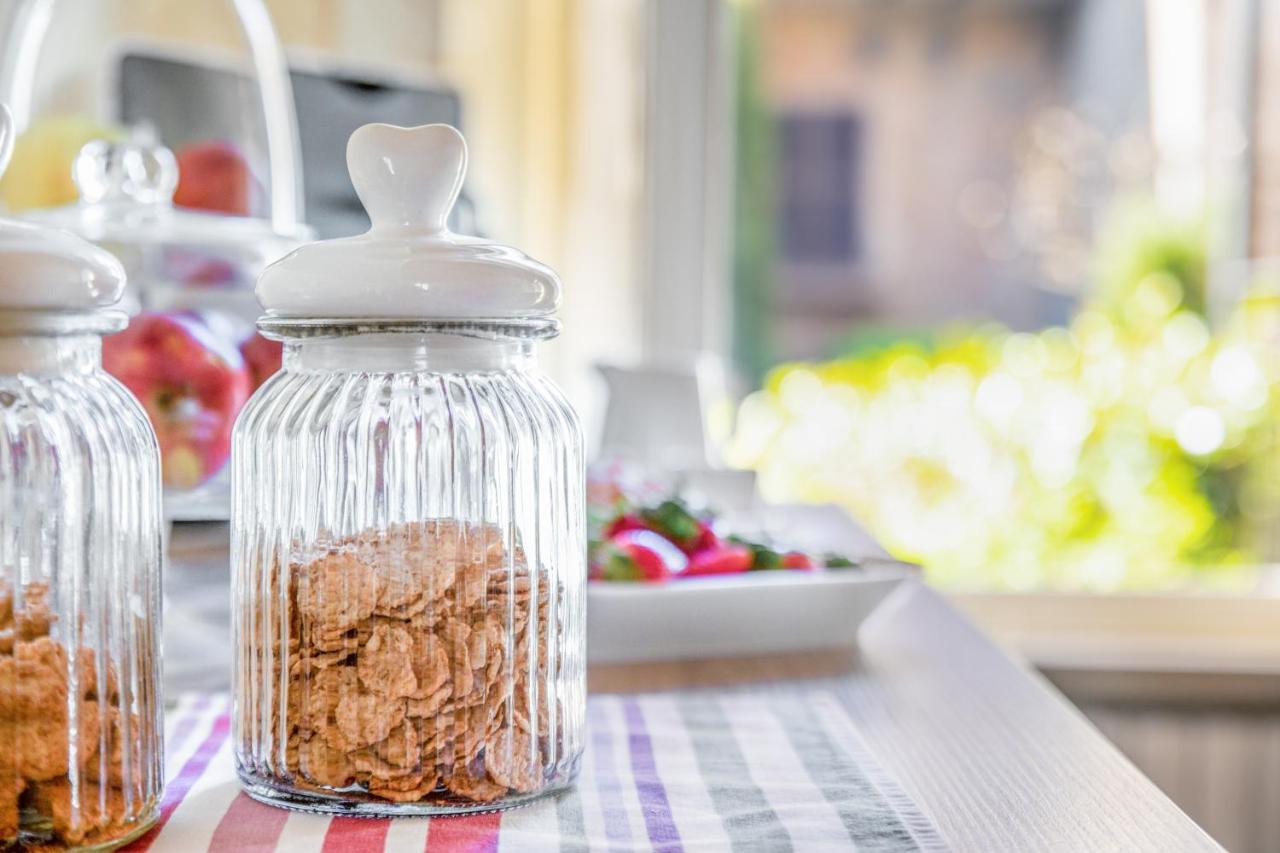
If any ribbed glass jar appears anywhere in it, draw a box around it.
[0,330,164,850]
[231,323,586,815]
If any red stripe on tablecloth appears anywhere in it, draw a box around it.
[321,817,392,852]
[206,793,291,852]
[123,711,232,851]
[424,812,502,852]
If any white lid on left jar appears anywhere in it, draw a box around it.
[0,104,127,314]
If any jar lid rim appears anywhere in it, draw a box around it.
[256,316,560,342]
[0,309,127,337]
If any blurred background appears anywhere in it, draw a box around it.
[2,0,1279,848]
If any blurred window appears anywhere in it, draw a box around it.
[778,111,861,266]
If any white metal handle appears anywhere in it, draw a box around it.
[231,0,304,234]
[0,103,14,178]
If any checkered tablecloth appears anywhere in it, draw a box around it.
[122,690,948,852]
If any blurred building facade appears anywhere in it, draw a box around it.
[758,0,1151,362]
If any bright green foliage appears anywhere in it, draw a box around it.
[730,208,1280,590]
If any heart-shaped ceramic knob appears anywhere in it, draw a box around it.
[347,122,467,235]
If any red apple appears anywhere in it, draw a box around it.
[174,140,256,216]
[103,312,251,489]
[238,331,283,391]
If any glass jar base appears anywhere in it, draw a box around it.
[237,769,576,818]
[16,803,161,852]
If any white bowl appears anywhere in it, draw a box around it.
[587,562,914,663]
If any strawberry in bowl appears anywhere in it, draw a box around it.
[639,499,719,554]
[684,543,753,577]
[588,489,860,584]
[592,530,689,583]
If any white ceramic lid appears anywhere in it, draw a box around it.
[257,122,561,320]
[0,104,127,313]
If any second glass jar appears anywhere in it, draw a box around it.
[231,325,586,814]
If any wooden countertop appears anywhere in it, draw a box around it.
[166,522,1223,852]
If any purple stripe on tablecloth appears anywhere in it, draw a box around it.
[621,697,682,852]
[124,709,232,851]
[165,694,214,762]
[589,699,633,851]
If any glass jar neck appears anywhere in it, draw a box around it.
[0,335,102,375]
[287,332,535,373]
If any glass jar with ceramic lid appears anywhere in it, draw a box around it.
[0,104,164,849]
[232,122,586,814]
